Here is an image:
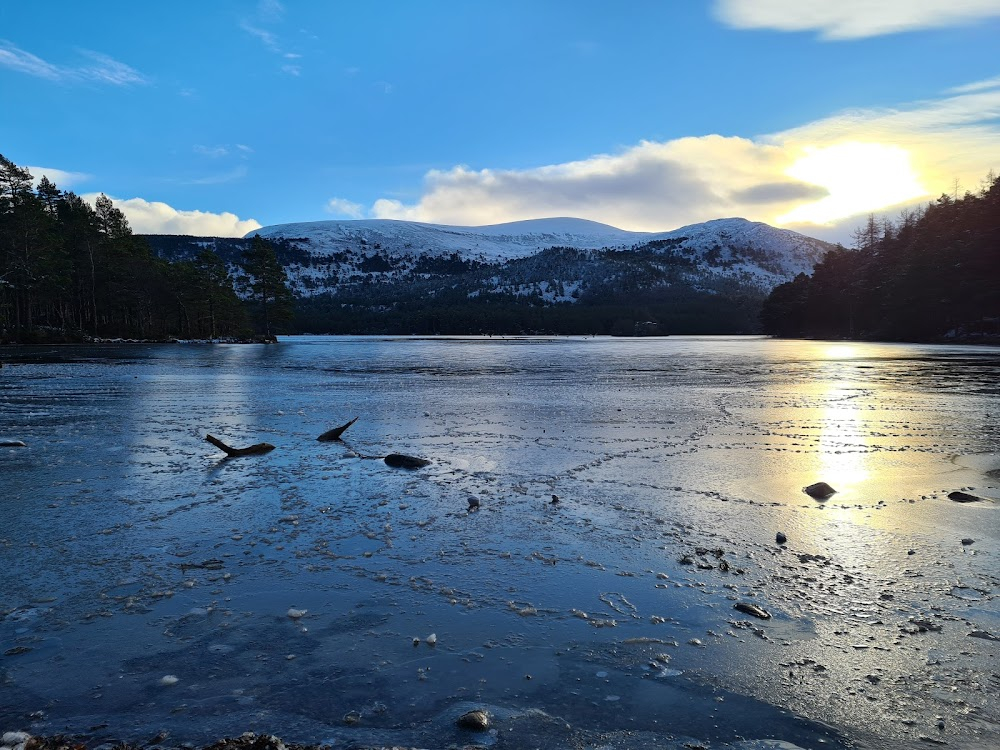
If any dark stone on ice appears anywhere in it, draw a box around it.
[384,453,431,469]
[468,496,480,510]
[961,538,974,545]
[776,531,787,544]
[456,709,491,731]
[948,491,986,503]
[551,494,559,504]
[968,629,1000,641]
[803,482,836,499]
[734,602,771,619]
[0,440,26,447]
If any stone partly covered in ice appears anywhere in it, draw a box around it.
[456,709,491,731]
[425,633,437,646]
[949,491,986,503]
[286,607,307,619]
[803,481,836,499]
[734,602,772,620]
[159,675,180,686]
[0,440,27,448]
[2,732,32,750]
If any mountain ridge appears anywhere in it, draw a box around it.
[144,215,836,335]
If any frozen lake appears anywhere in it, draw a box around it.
[1,335,998,750]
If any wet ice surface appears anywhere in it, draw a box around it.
[1,336,999,750]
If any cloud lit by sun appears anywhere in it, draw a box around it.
[776,142,927,225]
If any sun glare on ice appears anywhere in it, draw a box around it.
[776,142,926,225]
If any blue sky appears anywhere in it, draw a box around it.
[2,1,1000,241]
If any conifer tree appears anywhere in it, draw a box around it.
[241,234,293,338]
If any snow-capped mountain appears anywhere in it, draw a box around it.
[144,215,834,334]
[247,216,832,298]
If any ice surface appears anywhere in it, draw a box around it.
[1,336,998,749]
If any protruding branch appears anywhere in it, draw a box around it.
[317,416,359,442]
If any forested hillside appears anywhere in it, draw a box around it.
[761,173,1000,341]
[0,155,289,343]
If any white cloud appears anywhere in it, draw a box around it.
[84,195,261,237]
[0,40,146,85]
[281,64,301,76]
[325,197,364,219]
[363,81,1000,242]
[713,0,1000,39]
[25,166,91,189]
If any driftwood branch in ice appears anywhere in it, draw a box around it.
[317,417,359,442]
[205,434,275,457]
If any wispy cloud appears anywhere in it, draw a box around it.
[240,21,281,52]
[361,81,1000,242]
[185,166,249,185]
[257,0,285,22]
[947,76,1000,94]
[713,0,1000,39]
[240,3,302,75]
[0,41,60,79]
[77,50,147,85]
[0,40,147,85]
[84,195,261,237]
[193,145,230,158]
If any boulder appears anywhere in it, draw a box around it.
[948,491,986,503]
[803,481,836,499]
[456,709,491,731]
[384,453,431,469]
[734,602,771,619]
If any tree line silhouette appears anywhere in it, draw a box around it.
[761,172,1000,341]
[0,154,291,343]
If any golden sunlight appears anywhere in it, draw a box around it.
[776,142,927,225]
[817,383,870,491]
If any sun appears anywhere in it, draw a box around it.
[776,142,927,225]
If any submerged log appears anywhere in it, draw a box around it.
[384,453,432,469]
[206,434,275,457]
[317,417,359,442]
